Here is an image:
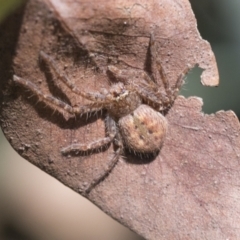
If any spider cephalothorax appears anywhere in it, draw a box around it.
[13,34,189,194]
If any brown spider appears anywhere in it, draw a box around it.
[13,34,189,194]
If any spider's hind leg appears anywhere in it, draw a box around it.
[13,75,104,120]
[61,115,117,154]
[66,116,123,195]
[84,145,122,195]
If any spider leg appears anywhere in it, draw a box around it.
[108,61,167,108]
[135,65,190,111]
[84,121,124,195]
[125,33,172,110]
[61,115,121,195]
[61,115,117,154]
[138,34,191,110]
[129,75,168,110]
[13,75,103,119]
[83,146,122,195]
[149,33,170,92]
[39,51,108,103]
[171,66,190,99]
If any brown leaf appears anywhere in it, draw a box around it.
[2,0,240,240]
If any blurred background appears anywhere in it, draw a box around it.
[1,0,240,239]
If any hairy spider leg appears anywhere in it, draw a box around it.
[39,51,108,103]
[13,75,103,118]
[149,33,170,92]
[149,34,191,108]
[61,115,117,154]
[107,62,168,110]
[84,126,124,195]
[133,72,189,111]
[152,66,190,111]
[172,66,191,99]
[84,147,122,195]
[119,33,174,110]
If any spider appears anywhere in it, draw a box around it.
[13,34,189,194]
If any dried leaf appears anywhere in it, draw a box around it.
[1,1,239,240]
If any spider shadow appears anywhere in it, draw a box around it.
[122,148,160,165]
[106,68,118,83]
[38,57,73,108]
[144,39,154,80]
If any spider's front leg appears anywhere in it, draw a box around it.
[149,33,169,90]
[136,34,190,110]
[39,51,107,103]
[13,75,103,119]
[134,66,190,111]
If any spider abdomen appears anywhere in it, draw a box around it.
[118,104,168,153]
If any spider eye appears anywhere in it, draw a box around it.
[110,83,126,98]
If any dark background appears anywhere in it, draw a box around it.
[1,0,240,239]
